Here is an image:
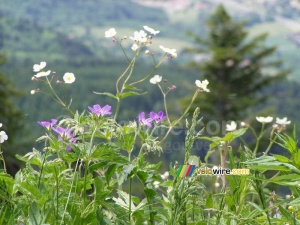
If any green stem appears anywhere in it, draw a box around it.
[128,177,132,222]
[114,98,120,120]
[160,90,200,143]
[0,144,6,173]
[38,153,47,189]
[60,157,81,225]
[264,128,280,155]
[253,123,265,156]
[116,58,135,94]
[158,84,171,125]
[220,141,228,188]
[54,166,59,223]
[128,55,166,87]
[46,77,74,116]
[116,39,130,63]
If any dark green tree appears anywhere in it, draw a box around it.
[185,4,289,123]
[0,52,26,175]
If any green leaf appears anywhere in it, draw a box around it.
[89,161,108,172]
[60,148,78,163]
[205,193,213,208]
[278,205,294,221]
[117,91,147,99]
[28,201,41,225]
[136,170,148,184]
[224,128,247,142]
[93,91,117,99]
[144,188,156,201]
[118,164,135,185]
[270,174,300,182]
[106,164,117,185]
[272,154,290,163]
[124,84,139,90]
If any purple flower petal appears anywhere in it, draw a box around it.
[138,112,153,128]
[37,119,57,130]
[149,111,167,123]
[88,104,112,116]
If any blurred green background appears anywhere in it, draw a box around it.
[1,0,300,174]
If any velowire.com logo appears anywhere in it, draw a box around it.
[177,165,250,177]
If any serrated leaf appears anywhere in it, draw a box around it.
[106,164,117,185]
[144,188,156,201]
[136,170,148,184]
[205,193,213,208]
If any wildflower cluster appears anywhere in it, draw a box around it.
[225,116,291,132]
[0,26,299,225]
[138,111,167,128]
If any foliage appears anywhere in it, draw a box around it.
[0,49,27,174]
[185,4,289,122]
[0,26,299,225]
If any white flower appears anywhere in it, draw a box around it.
[159,45,177,58]
[130,30,148,43]
[105,28,116,38]
[195,79,210,92]
[30,90,36,95]
[0,131,8,143]
[161,171,169,180]
[33,62,46,72]
[143,25,160,35]
[256,116,273,123]
[0,123,2,128]
[240,122,246,127]
[153,181,160,189]
[63,72,76,84]
[276,117,291,125]
[145,50,150,54]
[150,75,162,84]
[214,182,220,187]
[131,43,139,51]
[226,121,237,131]
[34,70,51,78]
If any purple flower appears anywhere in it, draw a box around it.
[37,119,57,130]
[138,112,153,128]
[149,111,167,123]
[88,104,112,116]
[52,127,76,151]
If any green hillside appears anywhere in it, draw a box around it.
[1,0,300,143]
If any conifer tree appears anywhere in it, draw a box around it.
[186,5,288,123]
[0,52,25,175]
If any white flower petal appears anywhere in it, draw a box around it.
[143,25,160,35]
[159,45,177,58]
[0,131,8,143]
[63,72,76,84]
[33,61,46,72]
[276,117,291,125]
[150,75,162,84]
[34,70,51,78]
[195,79,210,92]
[131,43,139,51]
[256,116,273,123]
[105,28,117,38]
[226,121,237,131]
